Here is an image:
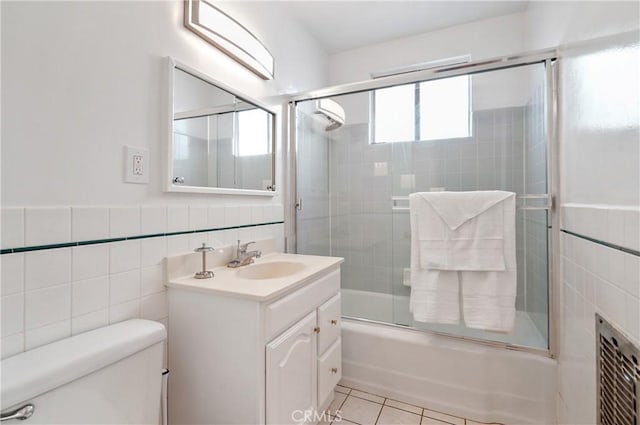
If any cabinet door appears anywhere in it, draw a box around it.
[266,311,317,425]
[317,293,341,354]
[317,339,342,410]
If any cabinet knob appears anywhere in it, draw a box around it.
[331,319,338,326]
[331,367,338,374]
[313,327,320,333]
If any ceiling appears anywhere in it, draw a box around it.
[282,1,529,54]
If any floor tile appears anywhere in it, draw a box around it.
[350,389,385,404]
[384,399,423,415]
[422,409,465,425]
[421,416,451,425]
[339,395,383,425]
[326,391,348,417]
[336,384,352,395]
[377,406,421,425]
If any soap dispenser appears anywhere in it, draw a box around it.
[194,243,215,279]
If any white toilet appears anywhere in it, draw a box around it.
[0,319,166,424]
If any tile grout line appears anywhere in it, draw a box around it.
[339,384,498,425]
[373,396,385,425]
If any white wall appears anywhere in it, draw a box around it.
[524,2,640,424]
[329,12,531,112]
[1,0,327,207]
[0,0,327,358]
[329,12,526,84]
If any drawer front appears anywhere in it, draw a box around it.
[317,339,342,409]
[317,293,341,354]
[265,269,340,341]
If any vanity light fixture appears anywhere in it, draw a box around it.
[184,0,274,80]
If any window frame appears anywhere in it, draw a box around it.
[369,75,473,145]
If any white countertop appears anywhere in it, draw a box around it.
[166,252,343,302]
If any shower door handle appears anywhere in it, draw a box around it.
[296,198,303,211]
[1,404,35,421]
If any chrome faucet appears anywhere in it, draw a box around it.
[227,240,262,268]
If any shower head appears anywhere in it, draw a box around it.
[313,99,345,131]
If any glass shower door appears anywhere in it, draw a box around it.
[294,57,553,352]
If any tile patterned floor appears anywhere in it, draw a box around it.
[322,384,503,425]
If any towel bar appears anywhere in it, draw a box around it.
[391,194,552,211]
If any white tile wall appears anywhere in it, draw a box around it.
[25,248,71,291]
[72,245,109,281]
[25,207,71,246]
[72,276,109,317]
[562,204,640,252]
[140,206,167,235]
[208,206,225,228]
[1,253,24,296]
[167,206,189,233]
[71,207,109,241]
[188,206,208,231]
[1,208,24,249]
[110,207,140,238]
[109,240,140,273]
[0,204,284,358]
[558,229,640,424]
[25,283,71,330]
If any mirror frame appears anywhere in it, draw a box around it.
[164,56,277,196]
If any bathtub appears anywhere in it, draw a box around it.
[339,290,557,425]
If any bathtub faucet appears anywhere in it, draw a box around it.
[227,240,262,268]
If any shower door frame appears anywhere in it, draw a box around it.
[286,48,559,358]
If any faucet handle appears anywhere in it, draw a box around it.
[238,240,255,253]
[194,243,215,253]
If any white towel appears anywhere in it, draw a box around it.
[409,207,460,323]
[408,190,517,331]
[461,194,517,332]
[412,191,513,271]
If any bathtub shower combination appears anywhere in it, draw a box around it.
[290,51,558,424]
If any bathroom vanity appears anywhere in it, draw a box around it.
[166,250,343,425]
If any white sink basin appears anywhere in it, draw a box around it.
[236,261,307,280]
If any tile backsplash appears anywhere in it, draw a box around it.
[0,203,284,359]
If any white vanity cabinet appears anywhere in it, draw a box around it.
[265,288,342,424]
[167,255,342,425]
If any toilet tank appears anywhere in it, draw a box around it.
[1,319,166,424]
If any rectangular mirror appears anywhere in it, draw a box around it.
[165,57,276,196]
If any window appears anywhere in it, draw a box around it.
[371,75,471,144]
[236,108,271,157]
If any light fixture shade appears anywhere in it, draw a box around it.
[184,0,274,80]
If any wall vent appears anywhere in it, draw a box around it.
[597,314,640,425]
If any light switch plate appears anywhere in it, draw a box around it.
[124,146,149,184]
